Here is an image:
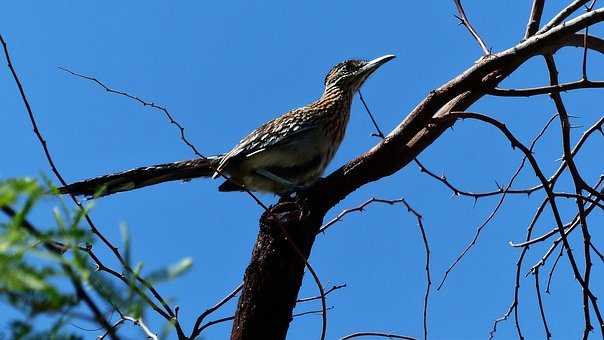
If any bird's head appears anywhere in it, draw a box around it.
[323,54,395,93]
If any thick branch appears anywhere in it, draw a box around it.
[312,8,604,214]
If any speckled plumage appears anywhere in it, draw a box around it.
[214,55,395,193]
[59,55,394,197]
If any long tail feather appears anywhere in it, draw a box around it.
[58,157,220,197]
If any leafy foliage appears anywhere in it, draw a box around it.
[0,178,193,338]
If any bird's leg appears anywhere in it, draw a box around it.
[256,169,296,189]
[281,178,321,198]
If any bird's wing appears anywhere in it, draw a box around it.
[214,108,319,174]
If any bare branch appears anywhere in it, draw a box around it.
[399,199,431,340]
[190,283,243,339]
[489,302,515,340]
[525,181,603,271]
[442,111,604,337]
[525,0,546,39]
[197,316,236,334]
[314,8,604,214]
[436,113,556,291]
[292,306,334,318]
[580,4,602,82]
[340,332,417,340]
[320,197,407,234]
[99,316,158,340]
[452,0,490,55]
[544,53,599,337]
[546,247,565,293]
[296,284,346,303]
[59,67,269,210]
[511,185,603,249]
[489,79,604,96]
[81,244,170,320]
[59,67,206,159]
[359,91,386,139]
[498,197,550,340]
[197,303,336,335]
[533,267,552,340]
[539,0,591,34]
[319,197,431,340]
[416,114,557,203]
[590,242,604,262]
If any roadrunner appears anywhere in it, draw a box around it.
[59,55,395,197]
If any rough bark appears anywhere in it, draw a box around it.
[231,200,323,340]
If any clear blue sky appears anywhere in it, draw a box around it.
[2,1,603,339]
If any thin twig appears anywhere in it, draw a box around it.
[590,241,604,262]
[526,182,603,274]
[292,306,334,318]
[340,332,417,340]
[195,303,337,335]
[444,111,604,337]
[453,0,490,55]
[509,178,604,251]
[359,90,386,139]
[489,302,515,340]
[196,316,235,334]
[497,197,549,340]
[533,267,552,339]
[190,283,243,339]
[436,113,556,291]
[488,79,604,96]
[544,54,599,338]
[546,247,565,293]
[99,316,158,340]
[320,197,406,234]
[58,66,269,210]
[399,199,431,340]
[319,197,431,340]
[81,244,169,320]
[296,284,346,303]
[582,2,599,78]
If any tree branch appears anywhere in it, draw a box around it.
[453,0,491,55]
[312,8,604,215]
[525,0,545,39]
[0,206,117,339]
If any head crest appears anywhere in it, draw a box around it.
[324,59,367,86]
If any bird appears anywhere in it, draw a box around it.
[58,55,395,197]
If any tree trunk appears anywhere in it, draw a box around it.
[231,199,323,340]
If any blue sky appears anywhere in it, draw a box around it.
[1,1,603,339]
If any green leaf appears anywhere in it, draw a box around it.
[0,178,38,206]
[120,223,131,267]
[146,257,193,284]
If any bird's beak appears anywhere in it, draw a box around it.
[359,54,396,76]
